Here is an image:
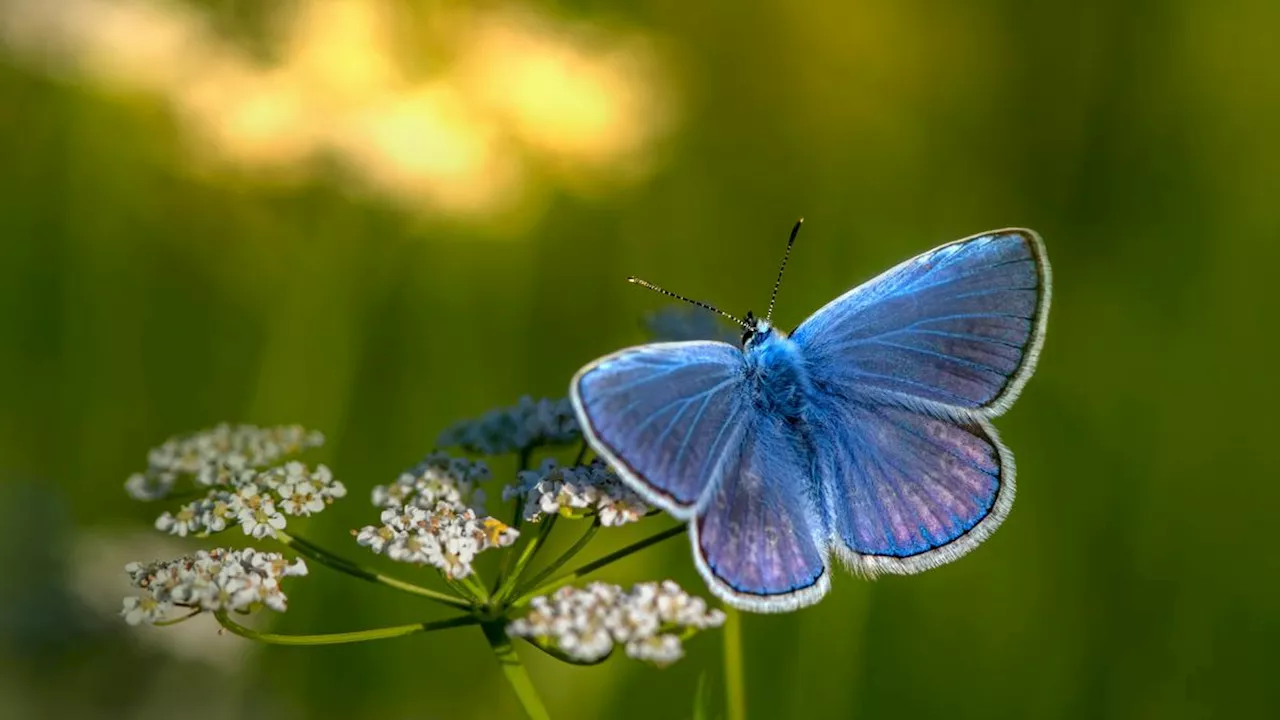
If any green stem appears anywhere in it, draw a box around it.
[482,621,552,720]
[573,439,588,465]
[214,611,477,645]
[496,446,537,591]
[723,607,746,720]
[521,636,612,666]
[275,530,472,610]
[513,523,684,605]
[153,608,202,626]
[457,571,491,603]
[494,515,558,602]
[512,519,599,599]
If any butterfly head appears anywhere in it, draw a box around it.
[741,311,782,348]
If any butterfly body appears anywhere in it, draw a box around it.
[741,323,811,420]
[572,229,1050,612]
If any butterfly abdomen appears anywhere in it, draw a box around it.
[744,331,812,420]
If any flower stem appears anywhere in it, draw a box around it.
[457,571,491,604]
[214,611,477,645]
[723,607,746,720]
[513,523,684,605]
[153,608,202,626]
[494,515,558,603]
[521,635,612,666]
[512,519,599,599]
[482,621,552,720]
[275,530,472,610]
[496,445,536,590]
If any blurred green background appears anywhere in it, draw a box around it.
[2,0,1278,718]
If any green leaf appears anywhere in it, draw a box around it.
[692,671,718,720]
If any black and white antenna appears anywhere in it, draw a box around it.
[765,218,803,324]
[626,277,749,330]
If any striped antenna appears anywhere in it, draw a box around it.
[766,218,804,324]
[626,277,748,329]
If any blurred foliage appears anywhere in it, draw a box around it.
[2,0,1279,718]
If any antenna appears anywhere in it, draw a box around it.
[627,277,749,329]
[766,218,804,323]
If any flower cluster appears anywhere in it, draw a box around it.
[504,459,650,526]
[508,581,725,666]
[645,306,741,344]
[371,453,490,511]
[153,461,347,539]
[356,502,518,579]
[437,396,580,455]
[121,547,308,625]
[125,424,325,501]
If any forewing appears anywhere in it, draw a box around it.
[571,341,747,515]
[811,397,1011,575]
[792,229,1050,416]
[692,413,830,612]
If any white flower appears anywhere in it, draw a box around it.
[507,581,724,667]
[355,524,395,554]
[235,486,287,538]
[239,505,287,539]
[371,454,488,512]
[154,502,203,537]
[313,465,347,499]
[121,548,307,625]
[255,462,346,512]
[143,424,324,477]
[125,472,175,501]
[625,634,684,666]
[278,480,325,516]
[195,455,254,488]
[148,462,345,538]
[198,492,238,533]
[356,500,518,579]
[504,459,650,526]
[437,397,580,455]
[125,424,325,501]
[121,595,171,626]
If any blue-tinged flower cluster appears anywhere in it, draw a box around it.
[437,396,580,455]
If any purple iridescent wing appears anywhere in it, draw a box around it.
[791,229,1051,416]
[692,413,830,611]
[571,341,749,514]
[809,397,1011,575]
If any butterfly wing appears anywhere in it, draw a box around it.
[691,412,830,611]
[792,229,1049,574]
[571,341,750,516]
[791,229,1050,417]
[572,341,830,610]
[808,396,1011,575]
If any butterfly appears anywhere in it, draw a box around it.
[570,222,1051,612]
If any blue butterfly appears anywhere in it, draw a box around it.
[570,222,1051,612]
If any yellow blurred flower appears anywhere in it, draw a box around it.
[0,0,675,230]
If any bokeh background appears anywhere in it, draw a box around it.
[2,0,1278,718]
